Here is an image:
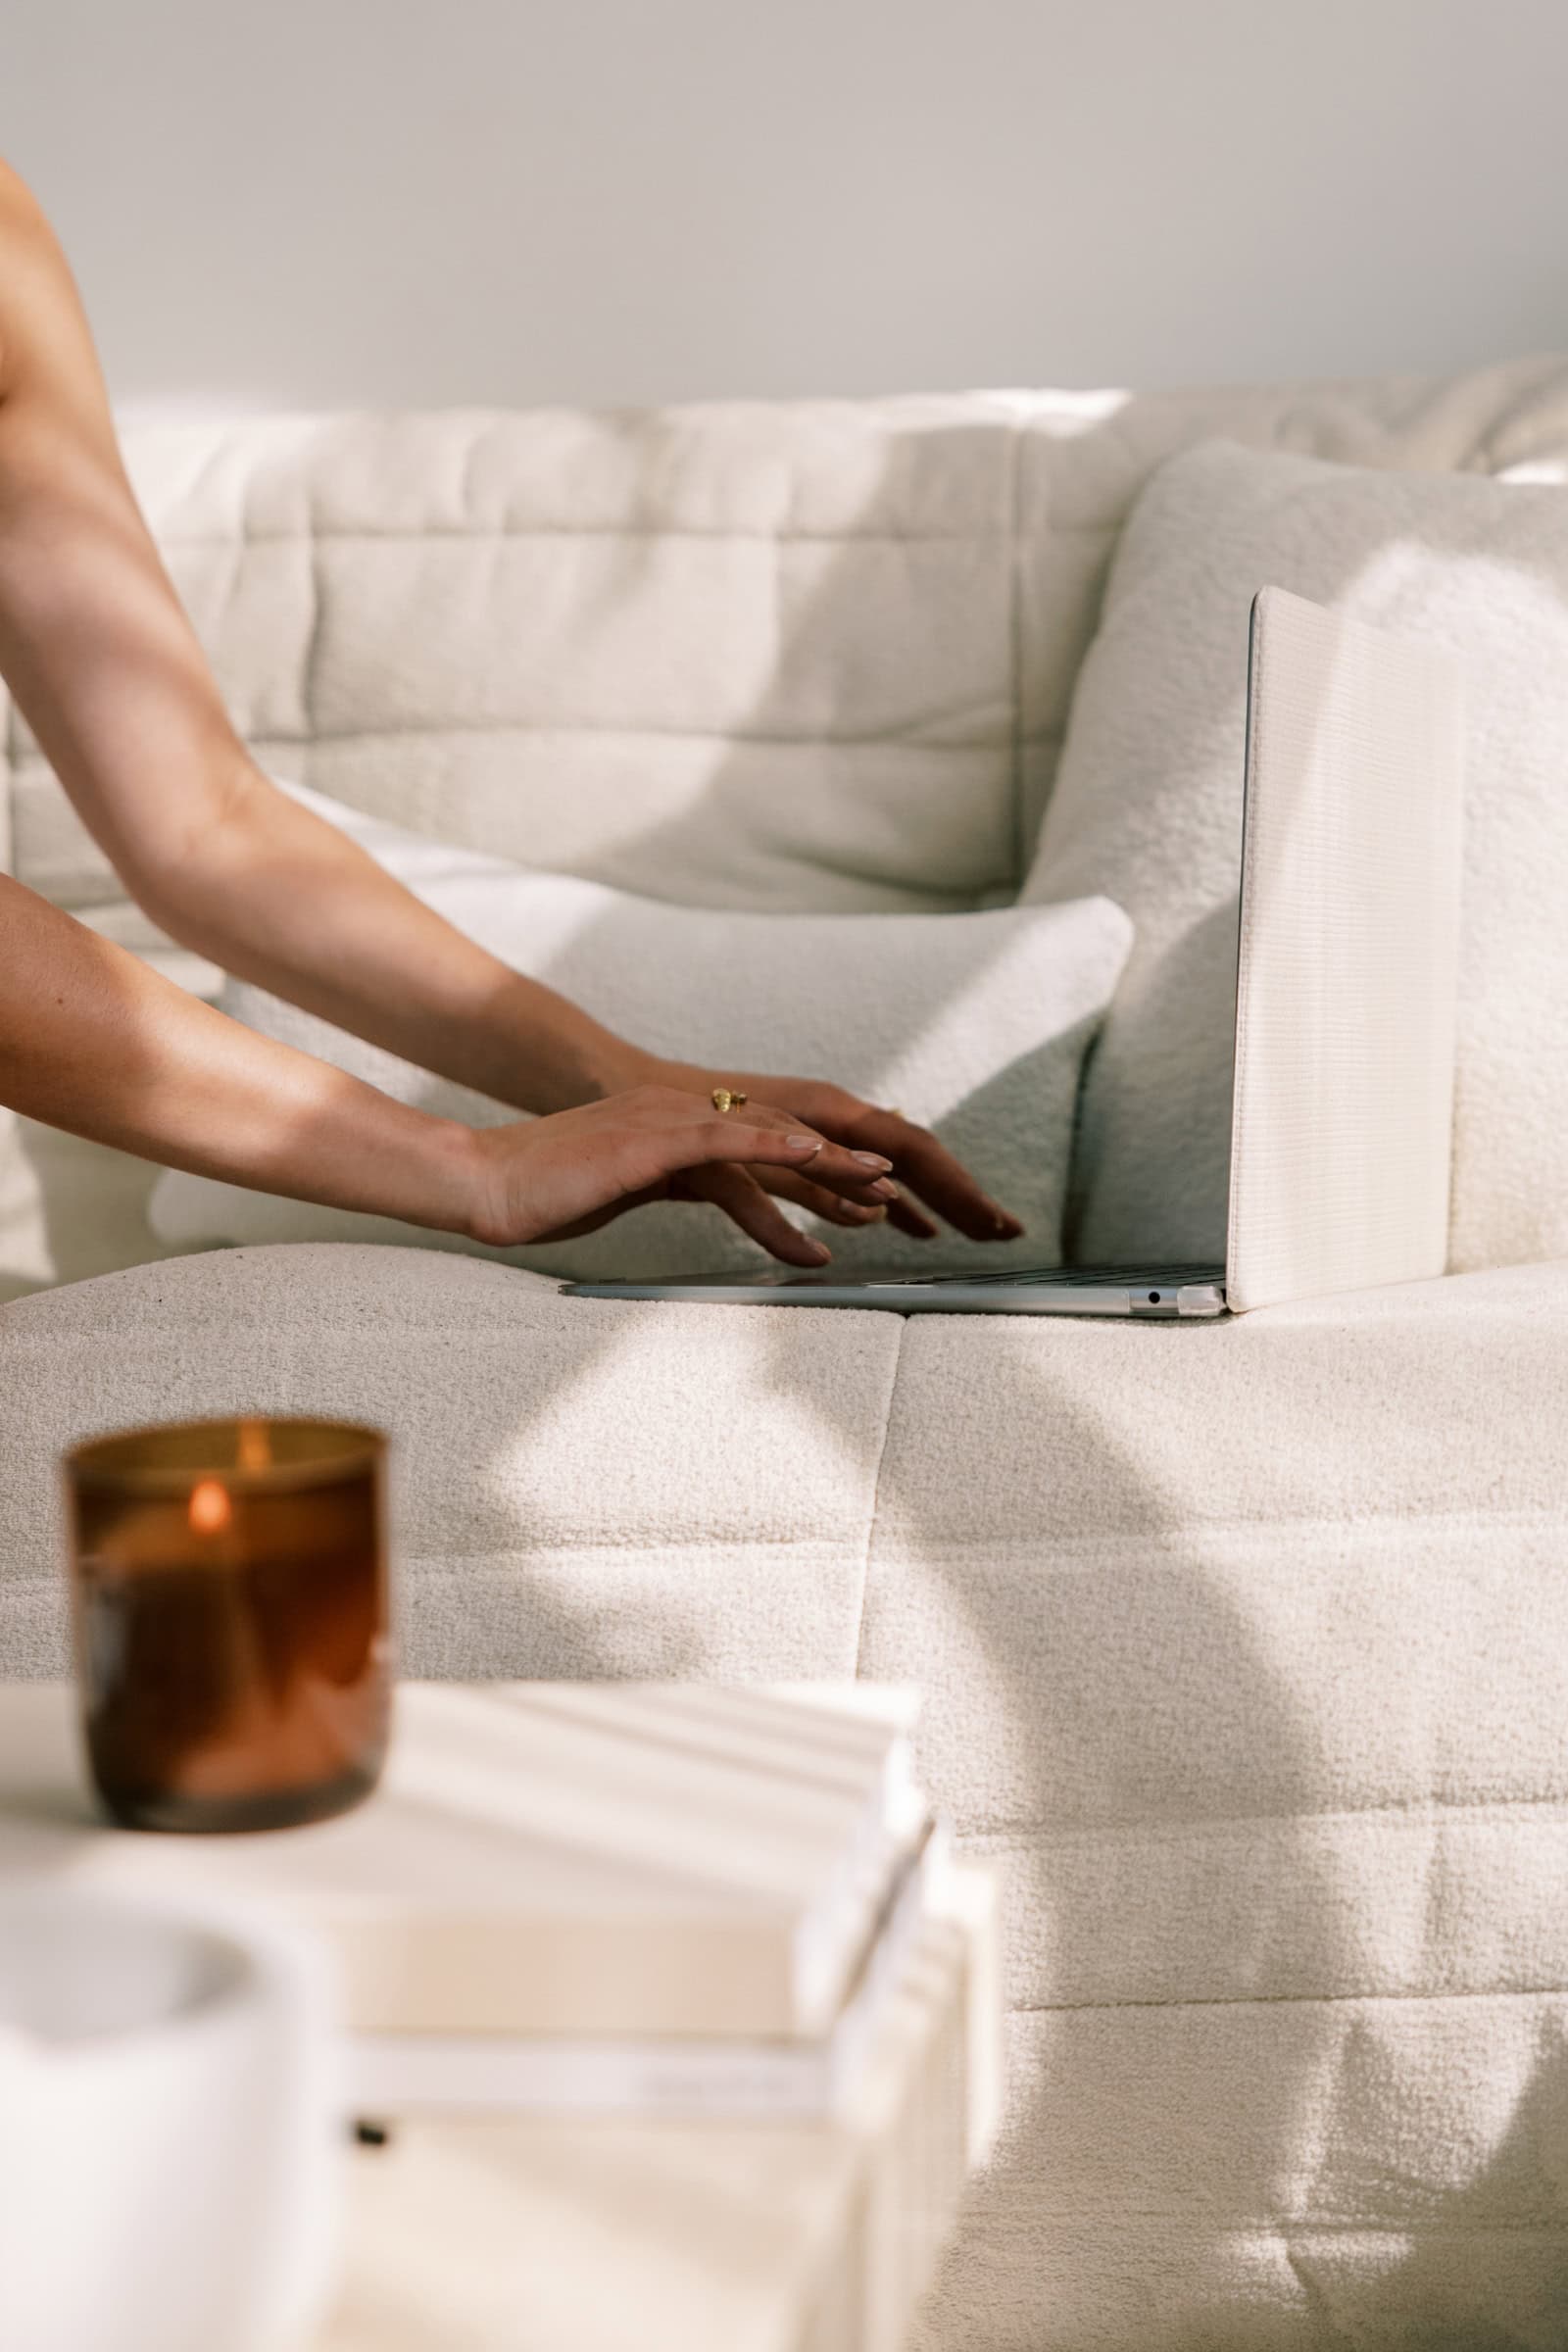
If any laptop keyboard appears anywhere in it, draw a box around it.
[950,1263,1225,1289]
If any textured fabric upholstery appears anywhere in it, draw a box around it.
[0,1246,900,1682]
[867,1257,1568,2348]
[5,364,1568,2346]
[8,360,1568,929]
[3,1246,1566,2349]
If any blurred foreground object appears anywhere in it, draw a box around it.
[320,1877,995,2352]
[65,1417,390,1832]
[0,1682,999,2350]
[0,1884,339,2352]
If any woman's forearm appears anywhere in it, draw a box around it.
[0,874,481,1233]
[138,769,648,1117]
[0,178,643,1128]
[0,876,895,1265]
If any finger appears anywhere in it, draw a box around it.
[637,1116,896,1204]
[885,1194,941,1241]
[619,1116,813,1191]
[731,1088,1022,1239]
[682,1163,833,1267]
[768,1171,931,1238]
[703,1112,902,1206]
[840,1111,1024,1241]
[759,1169,890,1228]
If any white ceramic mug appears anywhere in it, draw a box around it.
[0,1884,341,2352]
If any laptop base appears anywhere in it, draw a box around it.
[561,1265,1229,1318]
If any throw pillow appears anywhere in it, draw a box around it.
[1024,437,1568,1272]
[150,784,1132,1279]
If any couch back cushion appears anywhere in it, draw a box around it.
[8,363,1568,941]
[4,403,1024,923]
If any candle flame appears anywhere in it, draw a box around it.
[237,1419,272,1473]
[188,1479,232,1537]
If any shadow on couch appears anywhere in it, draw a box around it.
[881,1332,1568,2352]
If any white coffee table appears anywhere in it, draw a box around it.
[0,1683,998,2352]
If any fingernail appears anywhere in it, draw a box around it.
[853,1152,894,1171]
[869,1178,899,1201]
[787,1134,822,1152]
[804,1240,831,1262]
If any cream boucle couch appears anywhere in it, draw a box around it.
[4,364,1568,2351]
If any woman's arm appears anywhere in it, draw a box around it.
[0,161,642,1120]
[0,869,858,1256]
[0,871,477,1231]
[0,161,1017,1250]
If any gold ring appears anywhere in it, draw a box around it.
[711,1087,748,1113]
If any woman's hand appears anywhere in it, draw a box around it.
[465,1084,905,1265]
[599,1058,1026,1250]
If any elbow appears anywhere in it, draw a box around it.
[122,847,213,953]
[117,760,267,956]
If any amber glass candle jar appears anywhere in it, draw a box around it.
[64,1417,390,1834]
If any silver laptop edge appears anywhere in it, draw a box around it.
[561,1266,1230,1318]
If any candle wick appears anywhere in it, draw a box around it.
[237,1420,272,1474]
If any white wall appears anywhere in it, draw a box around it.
[6,0,1567,416]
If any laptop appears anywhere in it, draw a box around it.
[564,588,1464,1320]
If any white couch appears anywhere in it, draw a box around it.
[4,363,1568,2350]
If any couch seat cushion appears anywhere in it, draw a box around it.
[866,1258,1568,2350]
[0,1245,901,1682]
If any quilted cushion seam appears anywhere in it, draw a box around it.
[958,1792,1568,1844]
[1008,1981,1568,2017]
[13,725,1067,757]
[866,1504,1568,1563]
[1006,411,1027,885]
[199,718,1014,752]
[150,524,1014,548]
[853,1318,907,1679]
[961,2213,1568,2239]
